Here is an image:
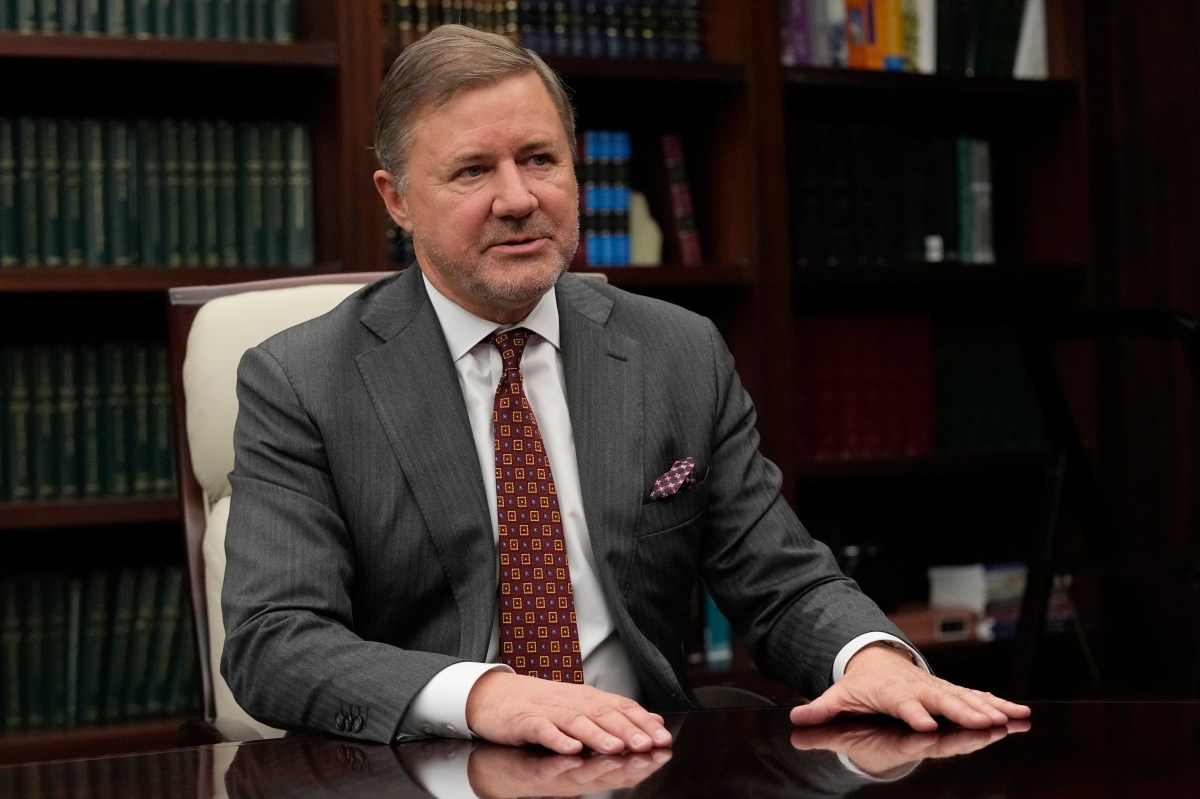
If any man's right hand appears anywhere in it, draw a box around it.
[465,671,673,755]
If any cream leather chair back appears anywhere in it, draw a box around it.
[168,273,390,740]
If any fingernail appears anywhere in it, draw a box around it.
[653,728,671,744]
[631,732,650,748]
[604,736,622,752]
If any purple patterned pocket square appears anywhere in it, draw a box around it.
[650,456,696,501]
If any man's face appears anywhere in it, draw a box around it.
[374,72,579,324]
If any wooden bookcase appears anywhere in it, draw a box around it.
[1,0,1114,761]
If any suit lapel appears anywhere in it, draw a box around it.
[354,270,495,659]
[557,276,644,592]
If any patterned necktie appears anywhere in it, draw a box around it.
[491,328,584,684]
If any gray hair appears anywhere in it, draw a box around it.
[374,24,576,193]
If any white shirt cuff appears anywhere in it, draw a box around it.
[397,662,513,741]
[832,632,930,682]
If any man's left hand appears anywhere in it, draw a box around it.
[788,642,1031,732]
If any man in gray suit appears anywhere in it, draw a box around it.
[221,24,1028,755]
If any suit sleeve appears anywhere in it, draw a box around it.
[221,344,462,742]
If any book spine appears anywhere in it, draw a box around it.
[64,575,83,725]
[149,345,175,495]
[104,0,129,35]
[42,573,69,728]
[131,0,154,36]
[660,132,703,267]
[99,342,131,497]
[21,574,46,729]
[76,569,111,725]
[262,122,287,265]
[77,344,103,498]
[1,577,24,731]
[122,567,161,718]
[36,118,64,267]
[283,122,314,266]
[81,118,109,267]
[237,122,266,265]
[3,346,33,502]
[160,119,183,267]
[55,345,82,500]
[215,120,239,265]
[137,120,165,267]
[178,120,201,266]
[197,120,221,266]
[16,117,40,266]
[0,117,17,267]
[144,566,184,716]
[102,568,138,721]
[29,345,57,500]
[127,343,153,496]
[59,120,85,266]
[79,0,102,33]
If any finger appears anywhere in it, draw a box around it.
[555,710,645,755]
[514,714,587,755]
[891,696,940,732]
[789,695,844,727]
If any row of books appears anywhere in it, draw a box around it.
[792,317,1043,460]
[0,0,297,42]
[781,0,1046,79]
[383,1,705,62]
[0,342,177,503]
[0,116,314,270]
[577,129,632,267]
[788,124,993,267]
[0,564,198,732]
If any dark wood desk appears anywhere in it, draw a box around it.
[2,702,1198,797]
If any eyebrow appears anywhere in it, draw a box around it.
[447,139,561,168]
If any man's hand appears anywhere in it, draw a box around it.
[789,642,1032,732]
[465,671,674,755]
[467,742,671,798]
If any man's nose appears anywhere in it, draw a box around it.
[491,162,538,218]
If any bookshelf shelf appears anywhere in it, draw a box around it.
[582,263,754,289]
[0,497,180,531]
[0,716,190,765]
[0,267,341,294]
[0,32,338,68]
[784,65,1076,106]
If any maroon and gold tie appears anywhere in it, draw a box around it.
[491,328,584,683]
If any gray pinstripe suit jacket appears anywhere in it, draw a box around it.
[220,267,905,742]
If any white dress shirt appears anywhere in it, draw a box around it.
[399,275,926,740]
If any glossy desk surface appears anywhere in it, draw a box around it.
[2,701,1198,797]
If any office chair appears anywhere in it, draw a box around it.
[1015,308,1200,698]
[167,272,392,741]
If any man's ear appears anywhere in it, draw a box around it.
[373,170,411,232]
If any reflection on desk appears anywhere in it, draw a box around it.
[1,702,1199,797]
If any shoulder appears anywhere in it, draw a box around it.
[556,272,717,341]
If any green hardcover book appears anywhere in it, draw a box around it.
[37,0,61,33]
[250,0,267,41]
[236,121,266,265]
[136,120,164,266]
[121,566,160,718]
[143,566,183,716]
[0,117,19,267]
[178,120,201,266]
[79,0,102,33]
[283,121,313,266]
[29,345,57,501]
[160,119,183,267]
[0,1,11,30]
[64,574,83,724]
[75,569,110,725]
[171,0,195,37]
[36,118,63,266]
[231,0,251,40]
[213,0,233,38]
[15,116,40,266]
[163,600,197,715]
[214,120,238,265]
[77,344,102,498]
[262,122,286,266]
[13,0,36,32]
[104,119,137,267]
[271,0,295,43]
[194,0,213,38]
[81,118,109,267]
[149,344,175,495]
[41,572,69,728]
[98,342,131,497]
[197,120,220,266]
[104,0,129,34]
[101,568,137,721]
[21,573,46,729]
[3,346,33,502]
[1,577,24,731]
[130,0,152,36]
[59,120,85,266]
[55,346,82,499]
[152,0,170,36]
[127,343,152,496]
[59,0,79,32]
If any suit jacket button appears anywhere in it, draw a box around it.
[352,716,364,733]
[335,713,346,731]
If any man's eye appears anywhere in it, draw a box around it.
[529,154,552,166]
[459,165,484,178]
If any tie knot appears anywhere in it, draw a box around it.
[491,327,532,372]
